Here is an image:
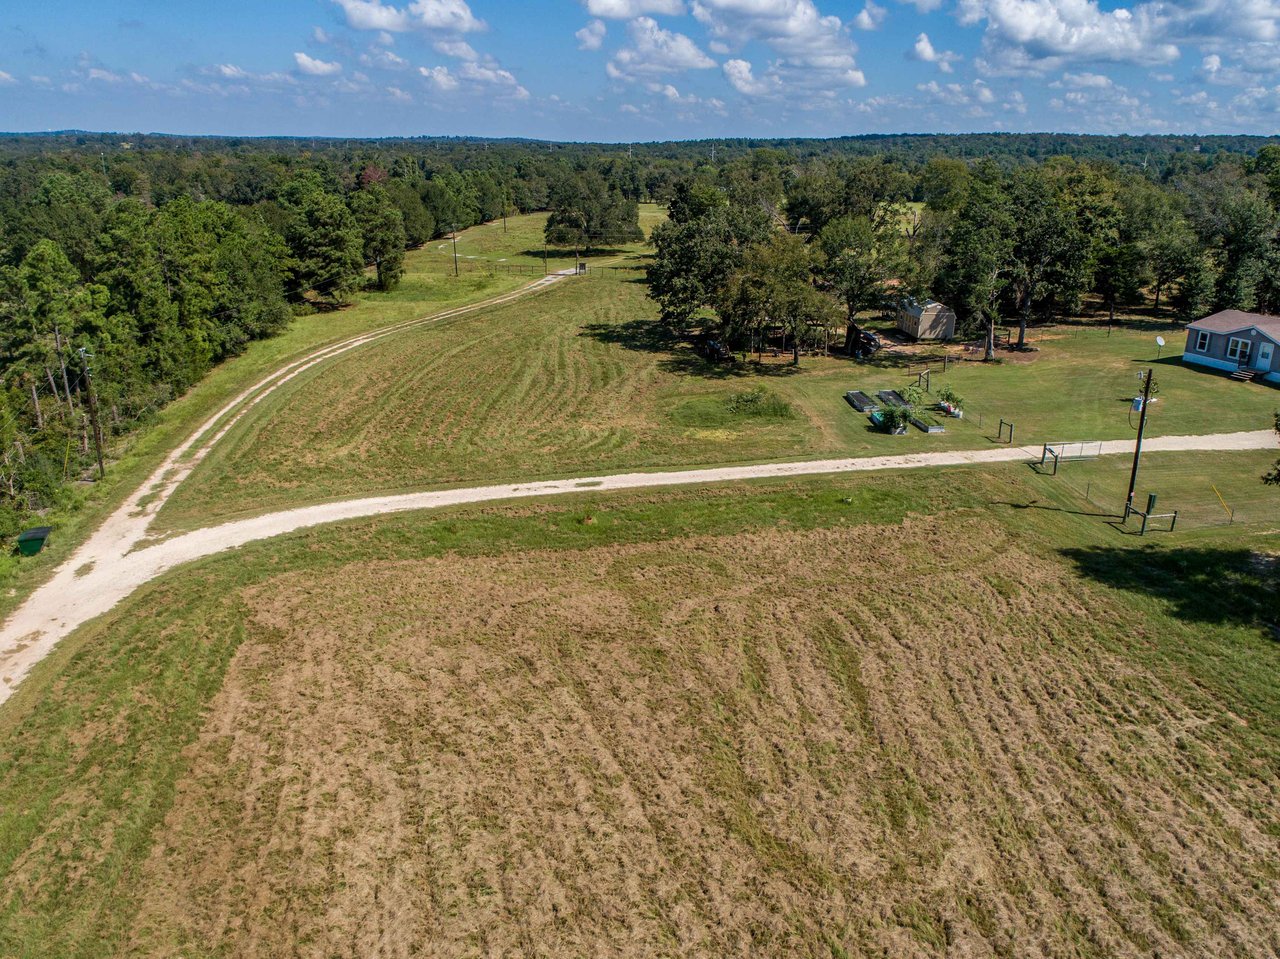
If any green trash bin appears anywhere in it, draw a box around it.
[16,527,51,557]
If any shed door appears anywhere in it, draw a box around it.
[1257,339,1275,371]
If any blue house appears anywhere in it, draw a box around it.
[1182,310,1280,384]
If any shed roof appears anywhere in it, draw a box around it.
[901,298,950,319]
[1187,310,1280,337]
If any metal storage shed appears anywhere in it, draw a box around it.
[897,299,956,341]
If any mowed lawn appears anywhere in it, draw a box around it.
[2,461,1278,958]
[154,278,822,529]
[155,272,1280,531]
[418,206,664,275]
[771,321,1280,454]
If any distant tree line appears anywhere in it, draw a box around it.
[0,138,669,527]
[649,147,1280,362]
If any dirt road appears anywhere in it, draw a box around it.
[0,272,569,703]
[1,424,1274,706]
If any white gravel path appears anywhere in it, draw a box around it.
[0,272,571,704]
[1,422,1273,706]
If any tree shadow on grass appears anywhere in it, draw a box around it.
[1059,305,1188,334]
[994,500,1120,519]
[518,246,628,260]
[1059,545,1279,633]
[578,319,803,378]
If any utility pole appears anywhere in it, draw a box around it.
[1124,368,1154,521]
[77,347,105,480]
[543,242,548,276]
[100,152,108,181]
[451,224,459,277]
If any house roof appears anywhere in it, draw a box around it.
[1188,310,1280,337]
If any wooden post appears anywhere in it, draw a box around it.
[29,377,42,430]
[78,348,105,480]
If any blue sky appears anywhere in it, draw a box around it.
[1,0,1279,140]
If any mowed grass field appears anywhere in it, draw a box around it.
[419,206,664,274]
[155,271,1280,531]
[0,236,535,617]
[1,459,1278,957]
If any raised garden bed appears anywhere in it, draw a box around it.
[870,410,907,435]
[844,390,879,412]
[909,414,946,434]
[877,389,909,407]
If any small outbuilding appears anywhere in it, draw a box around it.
[1182,310,1280,383]
[897,298,956,341]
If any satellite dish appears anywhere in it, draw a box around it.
[1156,336,1166,347]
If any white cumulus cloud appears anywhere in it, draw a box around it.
[459,59,529,97]
[910,32,960,72]
[692,0,865,93]
[419,57,529,97]
[607,16,716,78]
[577,19,608,50]
[1059,70,1113,87]
[723,57,776,95]
[419,64,459,89]
[434,38,478,59]
[959,0,1178,75]
[584,0,686,16]
[332,0,484,34]
[854,1,887,30]
[361,47,409,68]
[295,52,343,75]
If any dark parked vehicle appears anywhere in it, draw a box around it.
[698,335,733,362]
[847,325,882,359]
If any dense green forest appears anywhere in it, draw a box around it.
[2,130,1280,531]
[650,145,1280,362]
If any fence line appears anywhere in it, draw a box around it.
[1048,465,1274,530]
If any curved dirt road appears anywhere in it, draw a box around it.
[0,271,570,703]
[0,424,1274,706]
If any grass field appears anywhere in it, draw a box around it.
[2,460,1278,958]
[154,273,1280,531]
[0,239,536,616]
[1042,449,1279,528]
[418,206,663,275]
[3,200,1279,958]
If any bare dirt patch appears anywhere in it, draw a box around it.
[129,518,1280,958]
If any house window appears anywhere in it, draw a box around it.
[1195,330,1210,352]
[1227,336,1252,362]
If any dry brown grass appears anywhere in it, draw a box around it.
[126,516,1280,958]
